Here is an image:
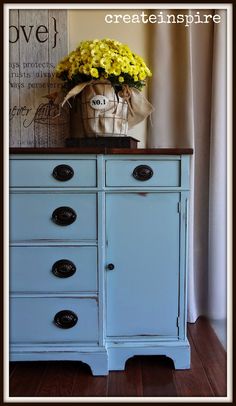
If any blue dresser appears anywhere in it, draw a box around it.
[10,148,193,375]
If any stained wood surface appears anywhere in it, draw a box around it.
[108,357,143,397]
[141,356,177,397]
[9,317,227,398]
[173,332,215,396]
[188,317,227,397]
[10,147,194,155]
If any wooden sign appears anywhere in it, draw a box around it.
[9,9,69,147]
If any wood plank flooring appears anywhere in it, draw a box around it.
[8,317,227,398]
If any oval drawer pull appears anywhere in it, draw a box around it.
[54,310,78,329]
[52,206,77,226]
[52,164,74,181]
[52,259,76,278]
[132,165,154,181]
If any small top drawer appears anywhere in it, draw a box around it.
[105,159,180,187]
[10,159,97,187]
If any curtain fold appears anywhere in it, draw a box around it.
[148,9,227,322]
[208,10,227,320]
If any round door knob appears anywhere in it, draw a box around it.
[51,207,77,226]
[132,165,154,181]
[107,263,115,270]
[54,310,78,329]
[52,165,74,181]
[52,259,76,278]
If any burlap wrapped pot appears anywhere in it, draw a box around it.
[80,81,128,137]
[61,79,154,137]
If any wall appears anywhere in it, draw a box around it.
[9,9,152,148]
[68,9,151,147]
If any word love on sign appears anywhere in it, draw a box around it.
[90,95,109,110]
[9,9,68,148]
[9,17,58,49]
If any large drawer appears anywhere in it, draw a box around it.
[10,246,97,293]
[10,297,98,344]
[10,193,97,241]
[105,159,180,187]
[10,159,97,188]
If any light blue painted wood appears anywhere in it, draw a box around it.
[11,154,97,160]
[9,153,191,375]
[181,155,191,189]
[106,159,180,187]
[12,293,98,299]
[105,155,181,161]
[178,192,189,340]
[97,189,106,347]
[10,297,98,343]
[97,155,106,345]
[106,192,180,337]
[10,192,97,241]
[10,347,109,375]
[10,246,97,292]
[10,159,97,187]
[11,241,98,247]
[107,342,190,370]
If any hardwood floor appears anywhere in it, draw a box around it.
[8,317,227,398]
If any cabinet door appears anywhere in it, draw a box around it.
[106,193,180,337]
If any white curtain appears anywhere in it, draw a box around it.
[148,10,227,322]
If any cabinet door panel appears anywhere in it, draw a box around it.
[106,193,180,337]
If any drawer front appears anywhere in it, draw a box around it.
[10,297,98,343]
[106,160,180,187]
[10,159,97,187]
[10,247,97,293]
[10,193,97,241]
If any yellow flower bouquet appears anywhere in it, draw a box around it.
[55,38,152,91]
[55,38,154,138]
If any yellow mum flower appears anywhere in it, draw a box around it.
[100,57,111,69]
[55,37,152,90]
[81,48,90,57]
[145,67,152,77]
[91,48,102,58]
[92,56,101,67]
[99,42,109,52]
[139,71,146,81]
[121,62,130,73]
[83,64,91,75]
[130,65,140,76]
[90,68,99,78]
[111,63,121,76]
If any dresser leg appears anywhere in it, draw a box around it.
[107,341,191,371]
[76,353,109,376]
[171,346,191,370]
